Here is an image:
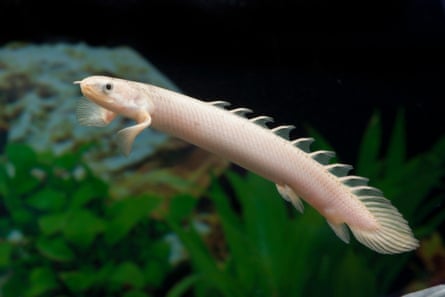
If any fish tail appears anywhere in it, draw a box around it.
[348,195,419,254]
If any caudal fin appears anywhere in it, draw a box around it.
[277,163,418,253]
[348,195,419,254]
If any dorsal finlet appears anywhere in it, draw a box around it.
[325,163,353,177]
[208,100,231,108]
[230,107,253,117]
[351,186,383,197]
[309,150,335,164]
[271,125,295,139]
[250,115,274,127]
[291,137,314,152]
[339,175,369,187]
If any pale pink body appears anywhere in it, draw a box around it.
[75,75,419,254]
[145,86,370,228]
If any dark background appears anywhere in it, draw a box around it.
[1,0,445,163]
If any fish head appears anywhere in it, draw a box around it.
[74,75,153,119]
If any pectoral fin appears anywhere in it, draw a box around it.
[117,116,152,156]
[276,184,304,213]
[76,98,116,126]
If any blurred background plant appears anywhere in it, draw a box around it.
[1,108,444,297]
[0,143,171,297]
[167,109,445,297]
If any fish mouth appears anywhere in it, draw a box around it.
[73,79,89,96]
[76,82,97,99]
[74,78,113,105]
[76,82,112,105]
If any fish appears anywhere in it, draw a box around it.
[74,75,419,254]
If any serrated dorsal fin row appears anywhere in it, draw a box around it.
[230,107,253,116]
[309,150,336,165]
[208,100,231,108]
[271,125,295,139]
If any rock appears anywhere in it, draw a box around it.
[0,42,228,199]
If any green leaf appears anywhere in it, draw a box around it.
[332,250,376,297]
[36,237,74,262]
[3,271,27,297]
[27,188,66,211]
[208,175,254,286]
[38,213,67,235]
[63,209,105,248]
[11,174,40,196]
[93,262,115,285]
[167,202,244,297]
[60,269,96,292]
[167,274,201,297]
[0,242,13,267]
[26,267,59,297]
[228,172,288,261]
[417,193,445,231]
[0,164,9,197]
[11,208,34,226]
[4,144,39,195]
[111,261,145,289]
[168,194,197,222]
[385,109,406,177]
[143,260,167,286]
[70,179,107,209]
[53,150,83,170]
[356,111,382,177]
[383,136,445,218]
[6,143,37,172]
[105,195,161,245]
[226,171,316,296]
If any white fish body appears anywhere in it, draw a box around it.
[75,75,419,254]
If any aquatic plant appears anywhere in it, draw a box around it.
[167,172,324,297]
[168,109,445,297]
[1,108,443,297]
[0,144,171,297]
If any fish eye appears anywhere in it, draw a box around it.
[103,82,113,92]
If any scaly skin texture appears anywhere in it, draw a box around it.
[75,75,419,254]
